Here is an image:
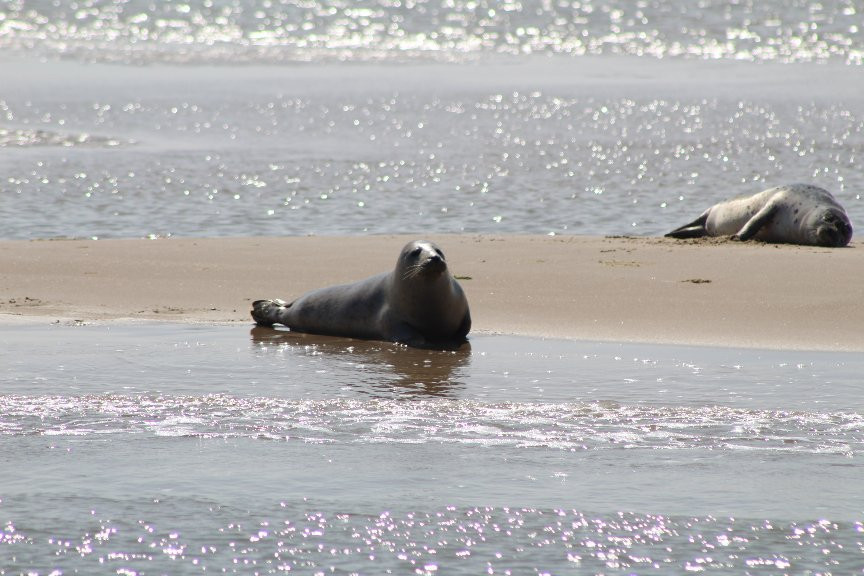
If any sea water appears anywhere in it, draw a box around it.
[1,322,863,574]
[0,0,863,240]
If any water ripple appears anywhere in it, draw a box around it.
[1,0,862,64]
[2,93,862,239]
[1,501,860,575]
[2,393,861,455]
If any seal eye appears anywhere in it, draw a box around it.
[434,248,445,260]
[410,247,423,258]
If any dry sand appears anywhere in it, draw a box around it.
[1,235,861,351]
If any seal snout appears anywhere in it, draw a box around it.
[817,223,852,247]
[421,250,448,276]
[427,251,445,267]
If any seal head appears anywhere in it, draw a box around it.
[810,208,853,247]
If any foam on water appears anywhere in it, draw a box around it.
[3,393,862,456]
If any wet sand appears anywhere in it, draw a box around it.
[0,235,861,351]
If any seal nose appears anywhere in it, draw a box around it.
[818,223,852,247]
[425,252,446,273]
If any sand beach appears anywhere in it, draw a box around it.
[1,234,861,351]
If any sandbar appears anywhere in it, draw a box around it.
[0,235,861,351]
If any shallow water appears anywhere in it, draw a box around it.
[1,57,862,241]
[1,0,864,241]
[2,323,863,574]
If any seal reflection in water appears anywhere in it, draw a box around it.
[251,240,471,348]
[250,327,471,396]
[665,183,853,247]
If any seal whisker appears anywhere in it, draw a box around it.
[401,263,426,280]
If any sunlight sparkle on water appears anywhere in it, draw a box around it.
[1,0,862,64]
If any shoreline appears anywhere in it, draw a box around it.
[1,234,861,352]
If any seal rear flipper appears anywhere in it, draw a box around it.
[251,299,291,327]
[734,204,777,241]
[665,213,709,239]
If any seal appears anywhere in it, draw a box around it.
[665,183,853,247]
[251,240,471,347]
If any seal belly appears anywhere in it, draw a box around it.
[705,208,752,236]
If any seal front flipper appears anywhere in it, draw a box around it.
[734,203,777,241]
[387,318,470,349]
[665,211,709,239]
[388,322,429,348]
[455,310,472,341]
[251,299,291,327]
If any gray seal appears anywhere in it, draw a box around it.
[665,183,853,247]
[251,240,471,347]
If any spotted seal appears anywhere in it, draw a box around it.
[251,240,471,347]
[665,184,853,247]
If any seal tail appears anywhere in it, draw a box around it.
[665,213,709,239]
[251,299,290,327]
